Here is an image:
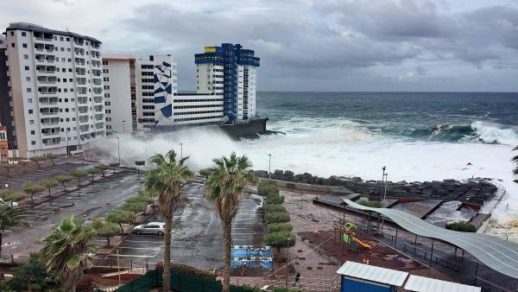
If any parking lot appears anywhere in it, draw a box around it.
[113,182,266,271]
[2,171,141,259]
[1,162,81,190]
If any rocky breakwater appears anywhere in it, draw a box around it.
[254,169,499,209]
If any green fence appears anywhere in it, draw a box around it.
[112,268,259,292]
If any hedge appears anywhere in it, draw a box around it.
[266,211,291,223]
[266,194,285,205]
[268,223,293,233]
[266,231,296,248]
[358,199,382,208]
[258,180,279,197]
[445,222,476,232]
[265,204,286,213]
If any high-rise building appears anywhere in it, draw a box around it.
[102,55,137,135]
[0,38,15,152]
[0,123,8,162]
[135,55,177,130]
[195,43,260,123]
[1,23,105,158]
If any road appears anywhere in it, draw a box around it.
[112,182,266,271]
[2,171,142,259]
[1,162,81,190]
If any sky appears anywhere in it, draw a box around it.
[1,0,518,92]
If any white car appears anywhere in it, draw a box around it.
[0,198,18,208]
[132,222,165,236]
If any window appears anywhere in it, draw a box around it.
[60,36,63,41]
[66,37,70,41]
[26,88,31,93]
[31,141,36,145]
[22,43,27,48]
[10,31,14,36]
[28,109,33,114]
[24,66,29,70]
[30,130,35,135]
[24,54,29,60]
[28,98,32,103]
[60,47,64,51]
[29,120,34,125]
[11,43,15,48]
[25,77,30,81]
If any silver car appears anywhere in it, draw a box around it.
[132,222,165,236]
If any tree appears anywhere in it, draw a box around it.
[204,152,256,292]
[92,219,119,247]
[2,253,62,291]
[135,160,145,174]
[145,150,192,292]
[0,190,23,202]
[41,217,95,292]
[30,156,45,169]
[106,209,135,235]
[0,205,28,257]
[70,169,88,185]
[55,175,74,191]
[108,162,119,173]
[23,182,45,203]
[87,167,101,182]
[19,159,31,173]
[94,164,109,177]
[41,179,59,197]
[45,153,57,166]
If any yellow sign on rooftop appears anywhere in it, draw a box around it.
[205,46,216,53]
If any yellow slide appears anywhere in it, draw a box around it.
[354,238,372,250]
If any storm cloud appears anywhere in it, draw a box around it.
[1,0,518,91]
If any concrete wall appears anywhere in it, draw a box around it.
[218,117,267,139]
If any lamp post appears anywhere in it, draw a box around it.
[268,153,272,179]
[381,167,388,230]
[180,142,183,159]
[116,136,120,166]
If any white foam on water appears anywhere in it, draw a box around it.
[91,117,518,226]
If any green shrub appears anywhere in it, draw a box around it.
[170,262,216,281]
[266,194,284,205]
[258,180,279,197]
[121,201,148,213]
[445,222,476,232]
[268,223,293,233]
[266,231,296,248]
[265,204,286,213]
[358,199,382,208]
[266,211,290,223]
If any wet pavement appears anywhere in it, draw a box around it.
[2,171,141,259]
[113,182,266,271]
[1,162,82,190]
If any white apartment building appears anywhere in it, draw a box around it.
[172,93,224,125]
[135,55,177,130]
[2,23,105,158]
[102,55,136,135]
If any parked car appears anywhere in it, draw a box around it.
[132,222,165,236]
[0,198,18,208]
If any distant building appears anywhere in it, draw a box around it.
[195,43,260,123]
[172,92,224,125]
[0,38,16,151]
[102,55,137,135]
[135,55,177,130]
[1,23,106,158]
[0,124,8,162]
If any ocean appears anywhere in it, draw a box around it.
[241,92,518,223]
[94,91,518,225]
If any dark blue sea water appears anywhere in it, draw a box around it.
[257,92,518,144]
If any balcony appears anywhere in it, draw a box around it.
[79,115,89,123]
[77,87,87,95]
[94,96,103,103]
[94,105,103,112]
[95,114,104,121]
[41,118,60,125]
[41,127,61,136]
[39,97,59,105]
[34,43,54,52]
[38,87,58,95]
[76,78,87,85]
[78,106,89,114]
[93,79,102,86]
[76,68,86,76]
[92,69,102,77]
[35,54,55,64]
[93,88,102,94]
[36,65,56,75]
[74,48,85,56]
[42,137,61,146]
[40,109,59,116]
[79,125,90,133]
[78,97,88,104]
[36,76,57,84]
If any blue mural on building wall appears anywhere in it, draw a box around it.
[153,61,173,124]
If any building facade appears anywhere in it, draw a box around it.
[2,23,105,158]
[102,55,136,135]
[0,39,16,151]
[0,124,8,162]
[172,93,224,125]
[135,55,177,130]
[195,43,260,123]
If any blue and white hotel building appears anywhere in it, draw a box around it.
[195,43,260,123]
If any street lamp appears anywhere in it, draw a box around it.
[268,153,272,179]
[115,136,120,166]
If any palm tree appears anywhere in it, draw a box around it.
[0,205,28,258]
[204,152,256,292]
[41,217,95,292]
[145,150,192,292]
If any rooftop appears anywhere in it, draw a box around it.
[337,261,409,287]
[404,275,481,292]
[6,22,101,44]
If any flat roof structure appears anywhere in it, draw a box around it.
[337,261,409,287]
[404,275,481,292]
[343,199,518,279]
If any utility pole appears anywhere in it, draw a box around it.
[116,136,120,166]
[268,153,272,179]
